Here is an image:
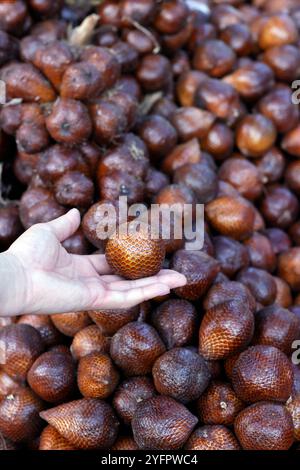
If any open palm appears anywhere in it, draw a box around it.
[8,209,186,315]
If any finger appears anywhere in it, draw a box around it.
[106,271,186,291]
[84,254,114,275]
[102,283,171,309]
[46,209,81,242]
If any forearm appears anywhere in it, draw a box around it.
[0,252,28,317]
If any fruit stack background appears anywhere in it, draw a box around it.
[0,0,300,451]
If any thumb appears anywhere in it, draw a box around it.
[45,209,81,242]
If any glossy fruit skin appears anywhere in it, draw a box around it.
[151,299,197,349]
[113,376,156,425]
[111,436,139,450]
[0,206,23,250]
[17,314,61,348]
[278,248,300,292]
[70,325,110,361]
[110,322,165,376]
[260,186,299,229]
[27,350,76,403]
[199,299,254,360]
[232,345,293,403]
[137,115,177,160]
[77,352,119,399]
[173,161,218,204]
[0,324,44,382]
[170,250,219,301]
[197,381,244,426]
[234,402,294,450]
[236,267,276,306]
[185,425,240,450]
[89,306,140,336]
[105,223,165,280]
[203,281,256,314]
[54,171,94,208]
[253,305,299,354]
[132,396,198,450]
[50,312,91,337]
[39,425,76,451]
[213,236,249,278]
[0,388,44,443]
[40,398,119,450]
[152,347,211,404]
[286,396,300,441]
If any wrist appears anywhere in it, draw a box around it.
[0,251,29,317]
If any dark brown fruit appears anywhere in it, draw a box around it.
[213,236,249,278]
[170,250,219,301]
[0,206,23,250]
[70,325,110,361]
[232,345,293,403]
[244,232,276,272]
[0,388,44,443]
[137,115,177,160]
[197,381,244,426]
[234,402,294,450]
[236,267,277,306]
[105,223,165,280]
[17,315,62,348]
[39,425,76,451]
[51,312,91,337]
[27,350,75,403]
[199,300,254,360]
[110,321,165,376]
[286,396,300,442]
[173,161,218,204]
[218,158,262,201]
[40,398,119,450]
[89,306,140,336]
[185,425,240,450]
[77,352,119,399]
[152,347,211,404]
[278,248,300,292]
[151,299,197,349]
[132,396,198,450]
[253,305,299,354]
[54,171,94,208]
[0,324,44,382]
[113,376,156,425]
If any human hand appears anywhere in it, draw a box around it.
[2,209,187,316]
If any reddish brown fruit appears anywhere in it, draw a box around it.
[205,196,255,240]
[185,425,240,450]
[77,352,119,399]
[70,325,110,361]
[286,396,300,441]
[105,223,165,280]
[28,350,75,403]
[132,396,198,450]
[234,402,294,450]
[0,370,21,400]
[40,399,119,450]
[253,305,299,354]
[39,425,76,451]
[89,306,139,336]
[170,250,219,301]
[152,348,211,404]
[151,299,197,349]
[197,381,244,426]
[51,312,91,337]
[219,158,262,201]
[236,114,276,158]
[199,300,254,360]
[273,277,292,308]
[232,345,293,403]
[278,248,300,292]
[0,324,44,382]
[111,436,139,450]
[0,388,44,443]
[110,322,165,376]
[113,376,156,425]
[18,315,62,348]
[203,281,256,314]
[236,267,277,306]
[213,236,249,278]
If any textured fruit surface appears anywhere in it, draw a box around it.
[170,250,219,300]
[234,402,294,450]
[132,396,198,450]
[77,352,119,399]
[199,300,254,360]
[105,224,165,280]
[113,376,156,425]
[185,425,240,450]
[39,425,76,451]
[0,324,44,381]
[89,306,139,336]
[232,345,293,403]
[197,381,244,426]
[70,325,110,361]
[28,350,76,403]
[152,347,211,403]
[40,398,119,450]
[51,312,91,337]
[110,322,166,375]
[0,388,44,443]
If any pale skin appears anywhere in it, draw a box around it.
[0,209,187,317]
